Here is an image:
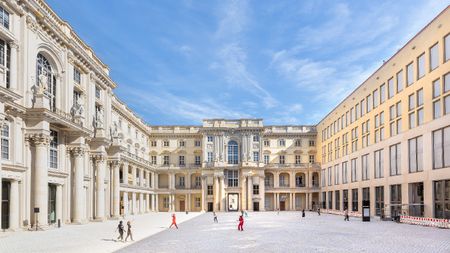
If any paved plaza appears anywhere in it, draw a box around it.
[118,212,450,253]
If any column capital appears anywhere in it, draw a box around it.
[8,41,19,50]
[91,153,107,164]
[25,133,51,146]
[68,146,85,157]
[109,160,120,167]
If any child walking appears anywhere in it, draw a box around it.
[169,213,178,229]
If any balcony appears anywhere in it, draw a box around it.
[265,163,309,169]
[175,185,186,189]
[296,183,306,188]
[159,163,201,169]
[191,185,202,190]
[122,151,152,167]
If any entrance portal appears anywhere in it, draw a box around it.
[228,193,239,211]
[1,180,10,229]
[280,201,286,211]
[48,184,57,224]
[180,200,185,212]
[207,202,213,212]
[253,202,259,211]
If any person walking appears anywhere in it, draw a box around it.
[116,221,124,242]
[302,209,306,218]
[317,208,321,216]
[213,212,218,223]
[169,213,179,229]
[237,215,244,231]
[125,221,133,242]
[344,208,350,221]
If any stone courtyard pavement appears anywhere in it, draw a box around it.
[0,212,201,253]
[117,212,450,253]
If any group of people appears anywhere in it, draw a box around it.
[116,220,133,242]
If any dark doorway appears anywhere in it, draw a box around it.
[180,200,185,212]
[207,202,213,212]
[48,184,57,224]
[1,180,10,229]
[280,201,286,211]
[253,202,259,211]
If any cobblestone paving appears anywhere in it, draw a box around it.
[117,212,450,253]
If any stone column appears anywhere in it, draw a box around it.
[9,180,19,230]
[214,176,219,211]
[56,184,63,225]
[139,193,144,213]
[146,193,150,212]
[242,176,247,210]
[155,194,159,212]
[306,193,309,210]
[273,193,277,210]
[132,166,136,185]
[8,42,18,91]
[95,155,106,221]
[247,176,253,211]
[201,176,206,211]
[259,176,265,211]
[151,194,156,211]
[112,161,120,218]
[30,134,50,227]
[72,147,85,223]
[140,168,144,187]
[132,192,136,214]
[123,192,128,216]
[220,176,225,212]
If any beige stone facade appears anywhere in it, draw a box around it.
[0,0,448,232]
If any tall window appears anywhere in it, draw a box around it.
[408,136,423,173]
[406,62,414,86]
[264,155,269,165]
[342,161,348,184]
[179,155,185,166]
[95,86,101,99]
[351,158,357,182]
[278,139,286,147]
[0,6,9,29]
[388,77,395,99]
[433,126,450,169]
[227,170,239,187]
[295,155,301,164]
[0,40,11,88]
[37,53,56,111]
[195,155,201,165]
[390,143,401,176]
[73,67,81,84]
[434,180,450,219]
[253,151,259,162]
[334,164,340,185]
[49,130,58,169]
[390,184,402,217]
[417,53,425,79]
[446,34,450,62]
[228,140,238,164]
[327,167,332,186]
[375,186,384,216]
[279,155,285,164]
[374,149,383,179]
[361,154,369,181]
[396,70,403,93]
[352,189,358,212]
[163,155,169,165]
[1,120,9,160]
[207,152,213,163]
[335,191,340,210]
[430,43,439,71]
[380,83,386,103]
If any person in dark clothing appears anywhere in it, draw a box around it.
[317,208,321,216]
[125,221,134,241]
[213,212,218,223]
[344,208,350,221]
[302,209,306,218]
[116,221,124,242]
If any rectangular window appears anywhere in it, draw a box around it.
[361,154,369,181]
[373,89,379,108]
[390,184,402,217]
[334,164,340,185]
[433,126,450,169]
[352,189,358,212]
[179,155,185,166]
[264,155,269,165]
[207,152,213,163]
[380,83,386,103]
[179,140,185,147]
[295,155,301,165]
[445,95,450,115]
[195,155,201,165]
[396,70,403,93]
[430,43,439,71]
[409,93,415,111]
[253,184,259,195]
[327,167,332,186]
[388,78,395,99]
[409,136,423,173]
[367,94,372,112]
[434,180,450,219]
[73,67,81,84]
[433,79,441,98]
[417,53,425,79]
[409,182,424,217]
[1,121,9,160]
[374,149,383,179]
[207,136,213,142]
[49,130,58,169]
[151,156,156,165]
[375,186,385,216]
[446,34,450,62]
[163,155,170,165]
[195,197,201,208]
[207,185,213,195]
[390,143,401,176]
[0,6,10,29]
[407,62,414,86]
[279,155,285,164]
[253,135,260,142]
[227,170,239,187]
[335,191,340,210]
[263,140,270,147]
[279,139,286,147]
[342,161,348,184]
[95,86,101,99]
[195,140,201,147]
[446,73,450,93]
[253,151,259,162]
[434,100,441,119]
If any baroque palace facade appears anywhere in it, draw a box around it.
[0,0,448,232]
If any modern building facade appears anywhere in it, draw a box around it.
[0,0,448,232]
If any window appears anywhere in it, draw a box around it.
[396,70,403,93]
[334,164,340,185]
[253,151,259,162]
[309,155,315,164]
[179,156,185,166]
[49,130,58,169]
[351,158,357,182]
[263,140,270,147]
[352,189,358,212]
[279,155,285,164]
[0,6,9,29]
[309,140,315,146]
[446,34,450,62]
[178,176,185,187]
[374,149,383,178]
[227,170,239,187]
[388,78,395,99]
[342,161,348,184]
[380,84,386,103]
[163,140,169,147]
[228,140,238,164]
[328,191,333,209]
[207,185,213,195]
[194,197,201,208]
[279,139,285,147]
[295,174,304,187]
[253,184,259,195]
[253,135,260,142]
[179,140,185,147]
[390,102,402,136]
[335,191,340,210]
[150,140,157,147]
[406,62,414,86]
[95,86,101,99]
[295,139,301,147]
[408,136,423,173]
[151,156,156,165]
[433,126,450,169]
[207,152,213,163]
[434,180,450,219]
[163,197,169,208]
[195,140,201,147]
[73,67,81,84]
[366,94,372,112]
[264,155,269,165]
[409,182,424,217]
[207,136,213,142]
[37,54,56,111]
[361,154,369,181]
[0,40,11,88]
[195,156,201,165]
[375,186,384,216]
[430,43,439,71]
[373,89,379,108]
[163,155,170,165]
[1,120,9,160]
[445,73,450,93]
[390,143,401,176]
[321,169,325,187]
[295,155,301,165]
[417,53,425,79]
[327,167,332,186]
[390,184,402,217]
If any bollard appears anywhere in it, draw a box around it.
[58,219,61,228]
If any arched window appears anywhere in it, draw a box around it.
[36,53,57,111]
[228,140,238,164]
[1,119,9,159]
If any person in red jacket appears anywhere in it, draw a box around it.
[237,215,244,231]
[169,213,178,229]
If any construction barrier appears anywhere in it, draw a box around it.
[324,209,362,218]
[400,215,449,229]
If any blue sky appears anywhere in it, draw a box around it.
[47,0,448,125]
